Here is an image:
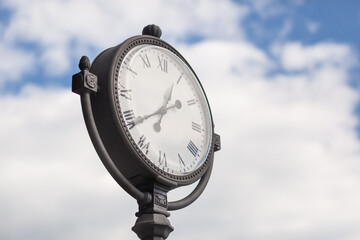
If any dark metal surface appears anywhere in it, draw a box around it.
[132,182,173,240]
[72,70,98,95]
[80,91,151,203]
[142,24,162,38]
[214,133,221,152]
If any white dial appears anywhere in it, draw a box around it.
[117,44,212,176]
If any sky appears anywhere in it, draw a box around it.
[1,0,360,239]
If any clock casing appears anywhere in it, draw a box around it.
[88,35,215,188]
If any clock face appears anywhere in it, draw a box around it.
[116,44,212,176]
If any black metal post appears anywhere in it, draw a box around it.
[132,182,174,240]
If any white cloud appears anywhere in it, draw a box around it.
[1,0,248,79]
[171,40,360,239]
[0,86,138,239]
[40,44,70,75]
[0,41,35,86]
[248,0,287,18]
[178,40,273,82]
[278,42,358,71]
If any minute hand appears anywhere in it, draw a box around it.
[133,106,166,125]
[133,100,181,125]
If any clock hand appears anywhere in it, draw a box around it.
[133,84,176,126]
[153,100,182,132]
[134,100,181,126]
[166,100,182,111]
[153,115,164,132]
[162,82,174,108]
[133,106,167,124]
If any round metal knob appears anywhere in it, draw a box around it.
[79,56,90,71]
[142,24,162,38]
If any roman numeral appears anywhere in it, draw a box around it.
[157,56,168,73]
[126,67,137,78]
[177,73,183,84]
[178,153,186,172]
[159,151,167,167]
[187,140,199,157]
[138,135,150,155]
[139,53,151,68]
[187,99,196,106]
[192,122,202,133]
[123,110,135,129]
[120,89,132,100]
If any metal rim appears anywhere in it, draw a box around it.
[110,36,214,184]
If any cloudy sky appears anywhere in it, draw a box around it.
[1,0,360,239]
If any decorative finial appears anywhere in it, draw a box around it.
[142,24,162,38]
[79,56,90,71]
[72,55,98,95]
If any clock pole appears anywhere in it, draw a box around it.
[132,182,173,240]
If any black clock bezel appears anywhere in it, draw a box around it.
[90,35,215,186]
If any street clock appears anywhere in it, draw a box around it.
[72,24,221,240]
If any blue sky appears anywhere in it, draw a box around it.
[1,1,360,240]
[244,0,360,48]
